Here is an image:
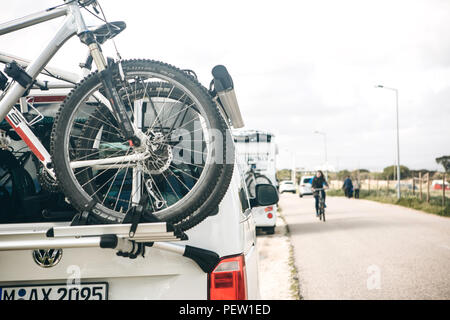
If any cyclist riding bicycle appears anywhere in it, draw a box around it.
[311,170,329,217]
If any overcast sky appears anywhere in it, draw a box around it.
[1,0,449,172]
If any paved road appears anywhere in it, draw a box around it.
[281,193,450,299]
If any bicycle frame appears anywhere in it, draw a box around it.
[0,50,80,87]
[0,1,107,176]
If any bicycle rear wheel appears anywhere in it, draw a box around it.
[51,60,234,227]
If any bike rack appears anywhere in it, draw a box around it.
[0,219,220,272]
[0,203,222,273]
[0,220,186,251]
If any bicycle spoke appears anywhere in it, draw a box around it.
[73,147,130,177]
[168,164,199,181]
[149,85,176,130]
[113,155,133,212]
[146,151,192,193]
[80,149,133,188]
[57,62,227,222]
[160,169,182,201]
[77,108,122,134]
[101,166,123,206]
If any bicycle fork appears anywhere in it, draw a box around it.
[81,31,141,147]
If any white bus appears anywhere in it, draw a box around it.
[233,130,278,234]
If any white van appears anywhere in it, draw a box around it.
[233,130,278,234]
[251,204,277,235]
[0,93,279,300]
[0,163,267,300]
[243,169,278,235]
[299,176,314,197]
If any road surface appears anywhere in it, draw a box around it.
[281,193,450,299]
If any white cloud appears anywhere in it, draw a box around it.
[1,0,448,172]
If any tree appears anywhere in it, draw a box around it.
[382,165,411,180]
[352,169,370,180]
[337,170,351,180]
[436,155,450,172]
[276,169,292,181]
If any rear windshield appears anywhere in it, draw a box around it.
[283,181,293,184]
[302,178,312,184]
[234,133,272,143]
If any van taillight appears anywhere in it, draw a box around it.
[208,255,247,300]
[264,206,273,212]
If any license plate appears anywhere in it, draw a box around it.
[0,282,108,300]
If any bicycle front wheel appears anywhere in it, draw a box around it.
[51,60,234,227]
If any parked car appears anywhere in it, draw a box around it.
[279,180,296,194]
[299,175,314,197]
[432,180,450,190]
[394,182,418,190]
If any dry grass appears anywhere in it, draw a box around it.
[327,189,450,217]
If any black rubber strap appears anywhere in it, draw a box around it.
[183,245,220,273]
[128,243,145,259]
[70,200,97,226]
[123,205,144,238]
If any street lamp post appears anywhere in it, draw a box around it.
[375,85,401,199]
[314,130,328,180]
[283,149,297,184]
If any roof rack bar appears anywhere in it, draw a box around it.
[0,237,101,251]
[0,233,181,251]
[47,221,171,238]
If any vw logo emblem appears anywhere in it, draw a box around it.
[32,249,63,268]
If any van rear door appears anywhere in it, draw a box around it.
[0,222,209,300]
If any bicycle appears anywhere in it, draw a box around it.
[0,0,238,229]
[313,187,326,222]
[1,115,79,223]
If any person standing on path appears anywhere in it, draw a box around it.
[342,176,353,198]
[353,178,360,199]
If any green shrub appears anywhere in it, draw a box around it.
[327,188,449,217]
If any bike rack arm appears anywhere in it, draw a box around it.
[0,234,219,274]
[99,236,220,274]
[0,237,101,251]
